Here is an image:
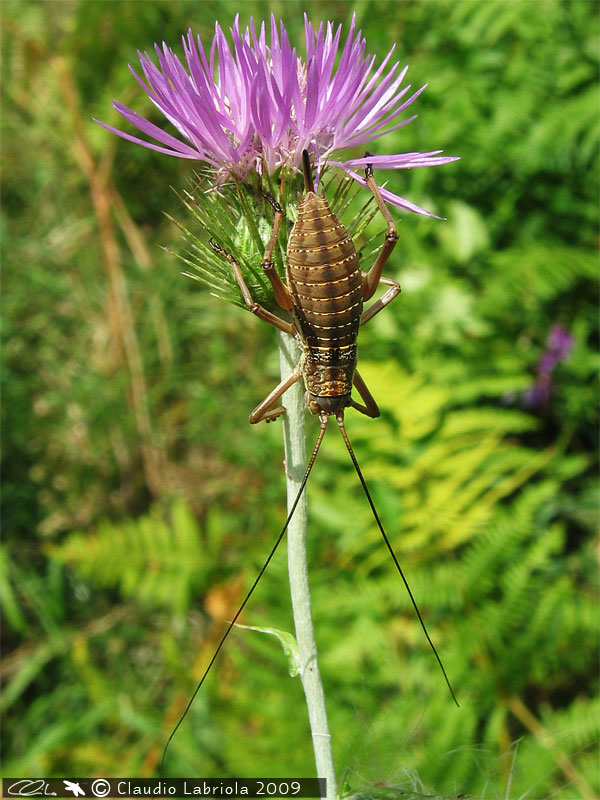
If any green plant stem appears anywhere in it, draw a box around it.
[277,331,337,800]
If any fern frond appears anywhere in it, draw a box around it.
[49,501,216,615]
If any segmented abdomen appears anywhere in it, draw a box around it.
[287,192,363,398]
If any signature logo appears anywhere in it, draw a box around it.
[63,783,85,797]
[5,781,57,796]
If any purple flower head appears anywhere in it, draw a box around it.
[523,374,552,409]
[546,324,574,361]
[524,324,574,408]
[95,14,458,214]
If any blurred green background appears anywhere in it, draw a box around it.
[2,0,598,796]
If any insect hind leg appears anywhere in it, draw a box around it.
[209,239,294,334]
[261,192,293,311]
[361,154,399,302]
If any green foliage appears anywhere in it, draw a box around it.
[301,367,597,796]
[315,362,547,561]
[49,501,223,616]
[234,624,301,678]
[2,0,598,797]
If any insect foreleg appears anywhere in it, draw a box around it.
[349,370,380,418]
[360,275,401,327]
[361,156,399,302]
[209,239,294,334]
[249,363,302,424]
[261,193,293,312]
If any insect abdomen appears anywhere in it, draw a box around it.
[287,192,363,400]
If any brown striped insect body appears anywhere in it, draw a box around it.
[288,189,362,414]
[164,151,457,774]
[211,150,401,427]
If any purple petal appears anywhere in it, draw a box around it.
[342,168,442,217]
[331,152,460,170]
[93,117,203,160]
[96,12,460,193]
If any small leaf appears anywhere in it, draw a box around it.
[234,624,301,677]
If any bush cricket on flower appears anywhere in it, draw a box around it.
[94,11,460,776]
[161,150,459,771]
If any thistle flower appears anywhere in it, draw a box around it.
[95,14,458,214]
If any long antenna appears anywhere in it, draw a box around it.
[161,414,330,775]
[335,411,459,707]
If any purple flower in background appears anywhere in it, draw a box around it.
[95,14,458,214]
[524,324,574,408]
[546,324,575,362]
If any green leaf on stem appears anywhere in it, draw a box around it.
[234,623,301,678]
